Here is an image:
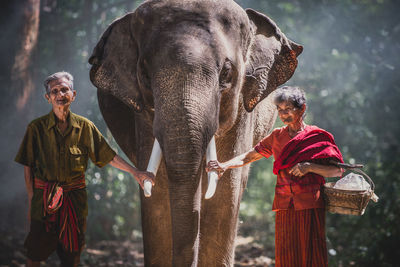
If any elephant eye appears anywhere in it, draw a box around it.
[219,61,233,90]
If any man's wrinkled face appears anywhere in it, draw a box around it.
[45,78,76,108]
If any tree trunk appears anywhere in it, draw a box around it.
[11,0,40,112]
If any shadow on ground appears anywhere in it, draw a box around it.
[0,228,274,267]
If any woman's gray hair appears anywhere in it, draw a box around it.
[274,86,306,109]
[44,71,74,94]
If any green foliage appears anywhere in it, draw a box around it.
[239,159,276,256]
[239,0,400,266]
[86,159,142,242]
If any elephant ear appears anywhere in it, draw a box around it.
[89,13,141,163]
[242,9,303,112]
[89,13,143,112]
[97,90,137,165]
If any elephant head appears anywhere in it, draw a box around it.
[89,0,302,265]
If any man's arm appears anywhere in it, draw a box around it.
[24,166,33,221]
[109,155,155,188]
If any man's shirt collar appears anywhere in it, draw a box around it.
[69,112,81,129]
[47,110,81,130]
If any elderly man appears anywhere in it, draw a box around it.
[15,71,154,267]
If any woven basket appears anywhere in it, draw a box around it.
[323,163,375,216]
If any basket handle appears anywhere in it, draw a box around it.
[329,160,375,191]
[334,162,364,169]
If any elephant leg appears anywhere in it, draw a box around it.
[198,119,254,266]
[140,166,172,266]
[198,166,249,266]
[135,116,172,266]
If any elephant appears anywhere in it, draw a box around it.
[88,0,302,266]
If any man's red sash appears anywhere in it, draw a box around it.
[34,176,86,252]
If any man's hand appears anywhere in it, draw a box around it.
[206,160,226,178]
[134,171,155,189]
[24,166,34,223]
[289,162,311,177]
[27,195,32,222]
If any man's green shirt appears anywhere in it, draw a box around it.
[15,110,116,221]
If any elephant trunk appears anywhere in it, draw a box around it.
[157,121,205,266]
[151,66,218,266]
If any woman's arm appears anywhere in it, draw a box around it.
[109,155,155,188]
[206,148,264,178]
[289,162,343,178]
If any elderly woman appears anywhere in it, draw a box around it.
[207,86,343,267]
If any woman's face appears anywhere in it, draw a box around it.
[276,101,304,125]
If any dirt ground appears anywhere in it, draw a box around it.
[0,228,274,267]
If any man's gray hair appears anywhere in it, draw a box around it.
[44,71,74,94]
[274,86,306,109]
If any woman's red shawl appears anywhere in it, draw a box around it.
[273,127,343,175]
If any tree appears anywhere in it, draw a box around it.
[11,0,41,112]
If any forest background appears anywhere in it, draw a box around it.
[0,0,399,266]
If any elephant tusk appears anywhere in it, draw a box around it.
[144,139,162,197]
[205,136,218,199]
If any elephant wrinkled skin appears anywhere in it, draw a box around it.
[89,0,302,266]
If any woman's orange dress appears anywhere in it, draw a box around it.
[255,125,343,267]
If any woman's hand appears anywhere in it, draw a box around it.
[134,171,155,189]
[206,160,226,178]
[289,162,311,177]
